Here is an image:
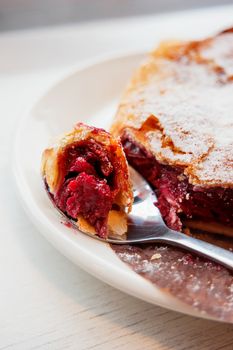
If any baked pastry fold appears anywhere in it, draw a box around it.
[42,123,132,238]
[111,28,233,237]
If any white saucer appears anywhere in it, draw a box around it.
[13,49,221,322]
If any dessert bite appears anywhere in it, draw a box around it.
[42,123,133,238]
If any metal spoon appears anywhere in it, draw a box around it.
[62,166,233,271]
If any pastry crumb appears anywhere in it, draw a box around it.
[151,253,162,260]
[183,227,191,236]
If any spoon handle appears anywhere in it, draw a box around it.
[159,230,233,271]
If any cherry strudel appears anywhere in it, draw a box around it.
[42,123,133,238]
[111,28,233,237]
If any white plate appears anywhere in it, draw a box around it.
[13,49,221,321]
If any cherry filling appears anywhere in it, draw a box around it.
[122,135,233,232]
[53,140,116,238]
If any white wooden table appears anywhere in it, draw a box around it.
[1,7,233,349]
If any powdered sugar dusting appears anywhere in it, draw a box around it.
[113,244,233,322]
[113,30,233,187]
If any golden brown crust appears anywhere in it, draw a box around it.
[184,220,233,238]
[111,29,233,188]
[77,210,128,239]
[42,123,133,237]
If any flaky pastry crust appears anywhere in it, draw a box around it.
[111,28,233,188]
[42,123,133,237]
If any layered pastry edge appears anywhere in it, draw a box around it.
[120,128,233,237]
[42,123,133,239]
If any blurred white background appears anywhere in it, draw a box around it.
[0,0,232,31]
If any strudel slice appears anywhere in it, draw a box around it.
[111,28,233,237]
